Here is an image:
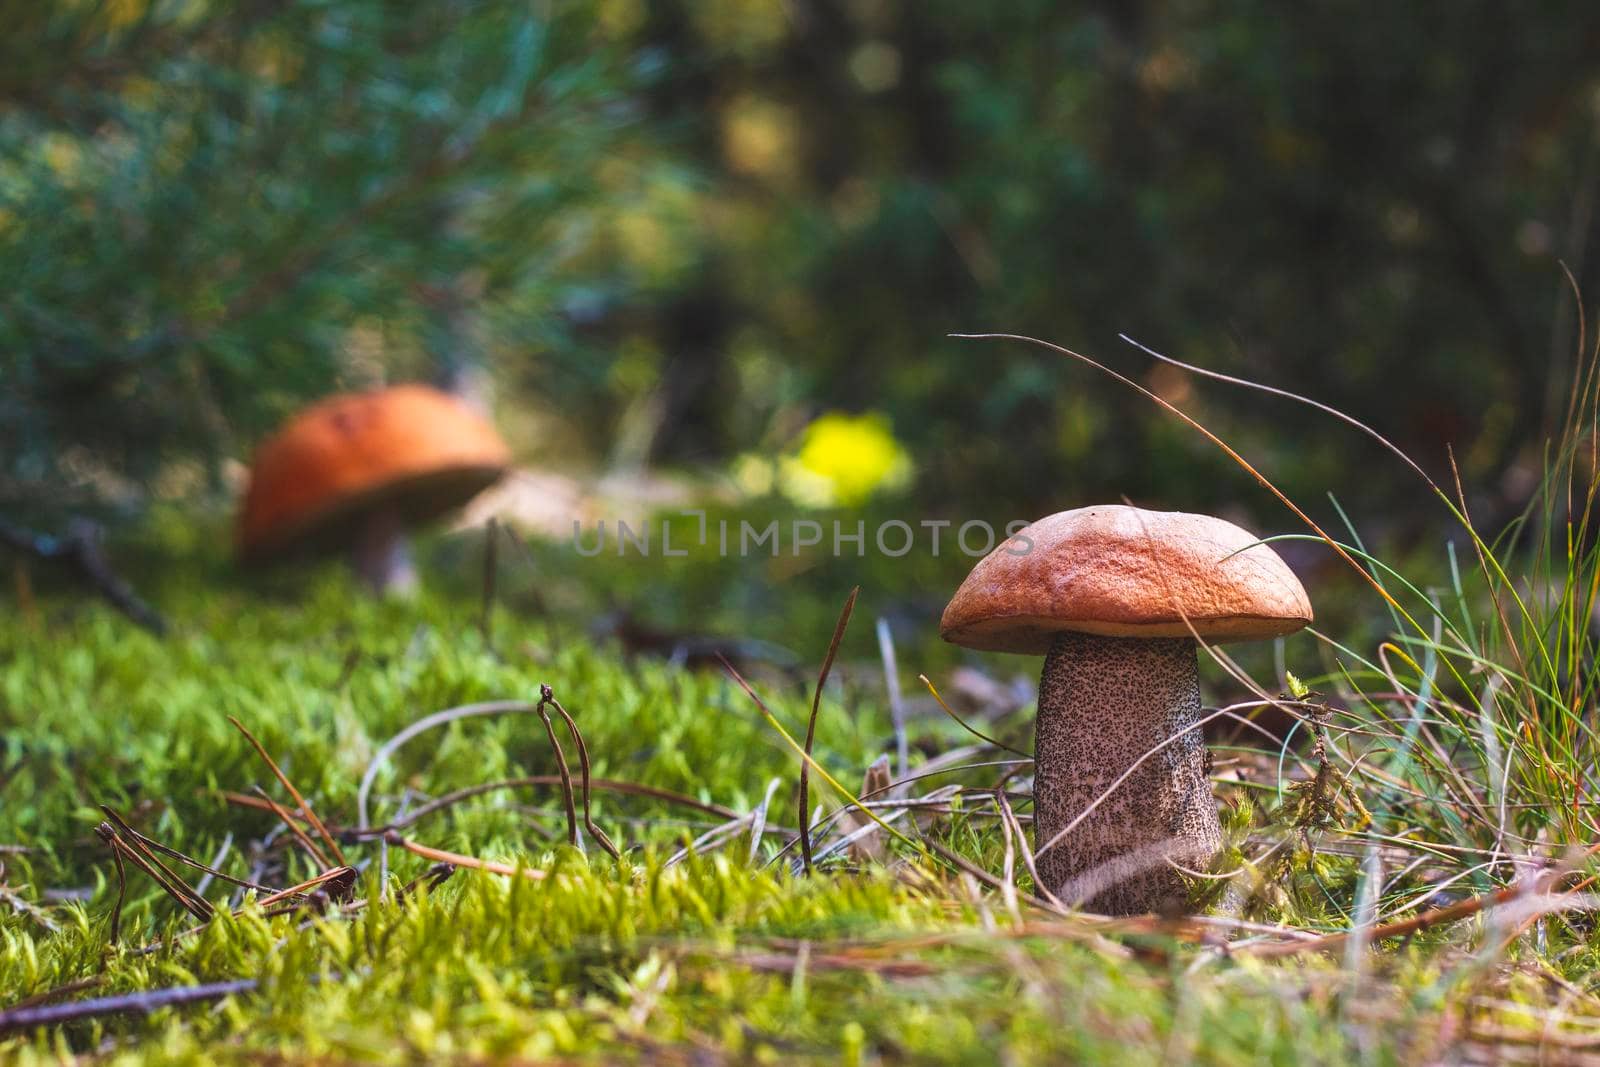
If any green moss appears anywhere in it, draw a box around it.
[1,574,1595,1064]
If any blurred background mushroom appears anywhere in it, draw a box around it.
[236,386,511,595]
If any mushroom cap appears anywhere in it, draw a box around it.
[237,385,512,562]
[940,505,1312,653]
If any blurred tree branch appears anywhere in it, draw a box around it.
[0,517,167,634]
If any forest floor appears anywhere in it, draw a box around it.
[2,570,1599,1065]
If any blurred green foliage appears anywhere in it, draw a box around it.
[607,0,1600,528]
[0,0,656,522]
[5,1,1600,536]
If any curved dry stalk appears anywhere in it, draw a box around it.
[228,716,344,867]
[919,674,1029,757]
[543,689,620,859]
[250,786,332,868]
[357,700,545,830]
[1120,331,1557,692]
[96,812,212,922]
[356,691,620,864]
[996,803,1021,922]
[1117,333,1439,490]
[532,694,580,848]
[102,818,265,897]
[952,333,1407,618]
[918,836,1070,917]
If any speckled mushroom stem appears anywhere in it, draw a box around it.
[1032,631,1221,915]
[351,508,418,596]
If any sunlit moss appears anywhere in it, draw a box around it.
[1,576,1595,1062]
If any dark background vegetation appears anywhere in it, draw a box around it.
[5,0,1600,617]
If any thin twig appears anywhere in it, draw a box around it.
[992,809,1017,921]
[716,659,928,870]
[545,689,620,859]
[250,786,332,868]
[104,830,127,945]
[666,813,757,868]
[0,979,260,1036]
[532,687,580,849]
[96,811,214,921]
[98,832,211,922]
[388,833,546,880]
[919,837,1068,917]
[799,587,858,874]
[257,866,358,909]
[104,817,266,896]
[762,759,1032,870]
[228,716,346,867]
[1244,868,1573,958]
[994,766,1064,910]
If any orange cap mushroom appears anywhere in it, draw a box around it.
[237,385,511,593]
